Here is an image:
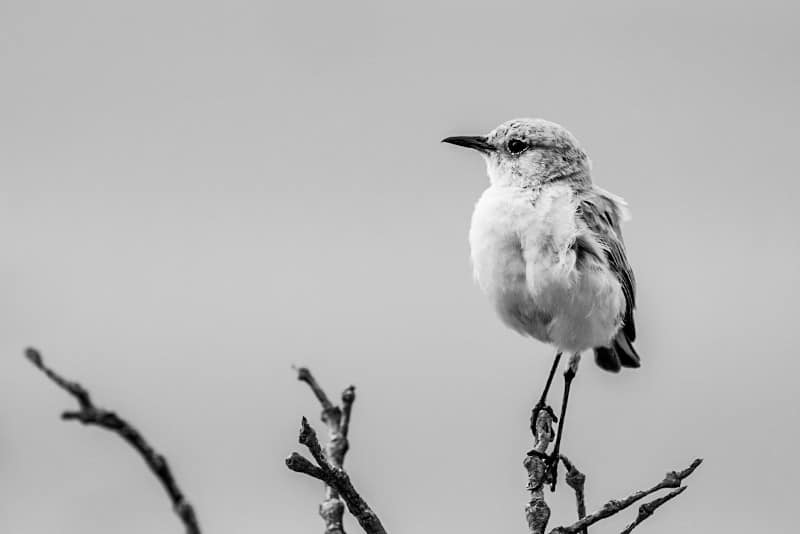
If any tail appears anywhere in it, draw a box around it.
[593,332,641,373]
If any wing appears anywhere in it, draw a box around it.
[578,187,637,341]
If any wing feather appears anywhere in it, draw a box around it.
[578,187,637,341]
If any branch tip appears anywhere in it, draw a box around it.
[680,458,703,477]
[298,416,314,444]
[25,347,43,366]
[286,452,317,472]
[619,486,689,534]
[295,366,312,382]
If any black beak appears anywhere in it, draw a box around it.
[441,135,495,153]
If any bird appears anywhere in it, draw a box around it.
[442,118,640,488]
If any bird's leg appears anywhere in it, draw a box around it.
[529,352,561,448]
[548,353,581,491]
[538,351,562,409]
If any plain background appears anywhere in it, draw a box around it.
[2,1,799,533]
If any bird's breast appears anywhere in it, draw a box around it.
[468,185,576,341]
[468,184,623,352]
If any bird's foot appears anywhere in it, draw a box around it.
[523,450,560,489]
[526,449,549,459]
[529,401,557,435]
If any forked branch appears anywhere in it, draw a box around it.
[291,366,358,533]
[548,458,702,534]
[619,487,687,534]
[560,455,586,534]
[25,348,201,534]
[528,371,701,534]
[286,418,387,534]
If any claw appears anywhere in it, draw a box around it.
[530,403,557,434]
[526,449,549,459]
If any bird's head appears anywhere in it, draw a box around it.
[442,118,591,188]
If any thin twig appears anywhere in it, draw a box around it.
[619,487,687,534]
[340,386,356,439]
[286,418,387,534]
[560,455,587,534]
[549,458,702,534]
[295,365,335,412]
[25,348,201,534]
[294,367,358,534]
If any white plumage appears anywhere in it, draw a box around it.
[469,182,625,353]
[443,118,641,484]
[443,118,640,372]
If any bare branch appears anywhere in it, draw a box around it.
[560,455,586,533]
[25,348,201,534]
[286,418,387,534]
[295,365,336,413]
[299,416,329,466]
[293,368,359,533]
[524,405,556,534]
[340,385,356,438]
[549,458,702,534]
[619,487,687,534]
[286,451,328,480]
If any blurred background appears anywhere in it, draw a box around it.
[1,1,798,532]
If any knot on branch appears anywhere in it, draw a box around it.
[322,406,343,427]
[327,434,349,465]
[320,498,345,531]
[524,454,554,492]
[564,468,585,488]
[174,497,198,524]
[526,499,551,534]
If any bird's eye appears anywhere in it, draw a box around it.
[507,139,529,155]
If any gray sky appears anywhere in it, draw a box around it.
[1,1,799,533]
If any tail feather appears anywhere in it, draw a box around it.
[594,332,641,373]
[615,333,641,368]
[594,345,621,373]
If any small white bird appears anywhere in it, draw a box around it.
[443,118,640,484]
